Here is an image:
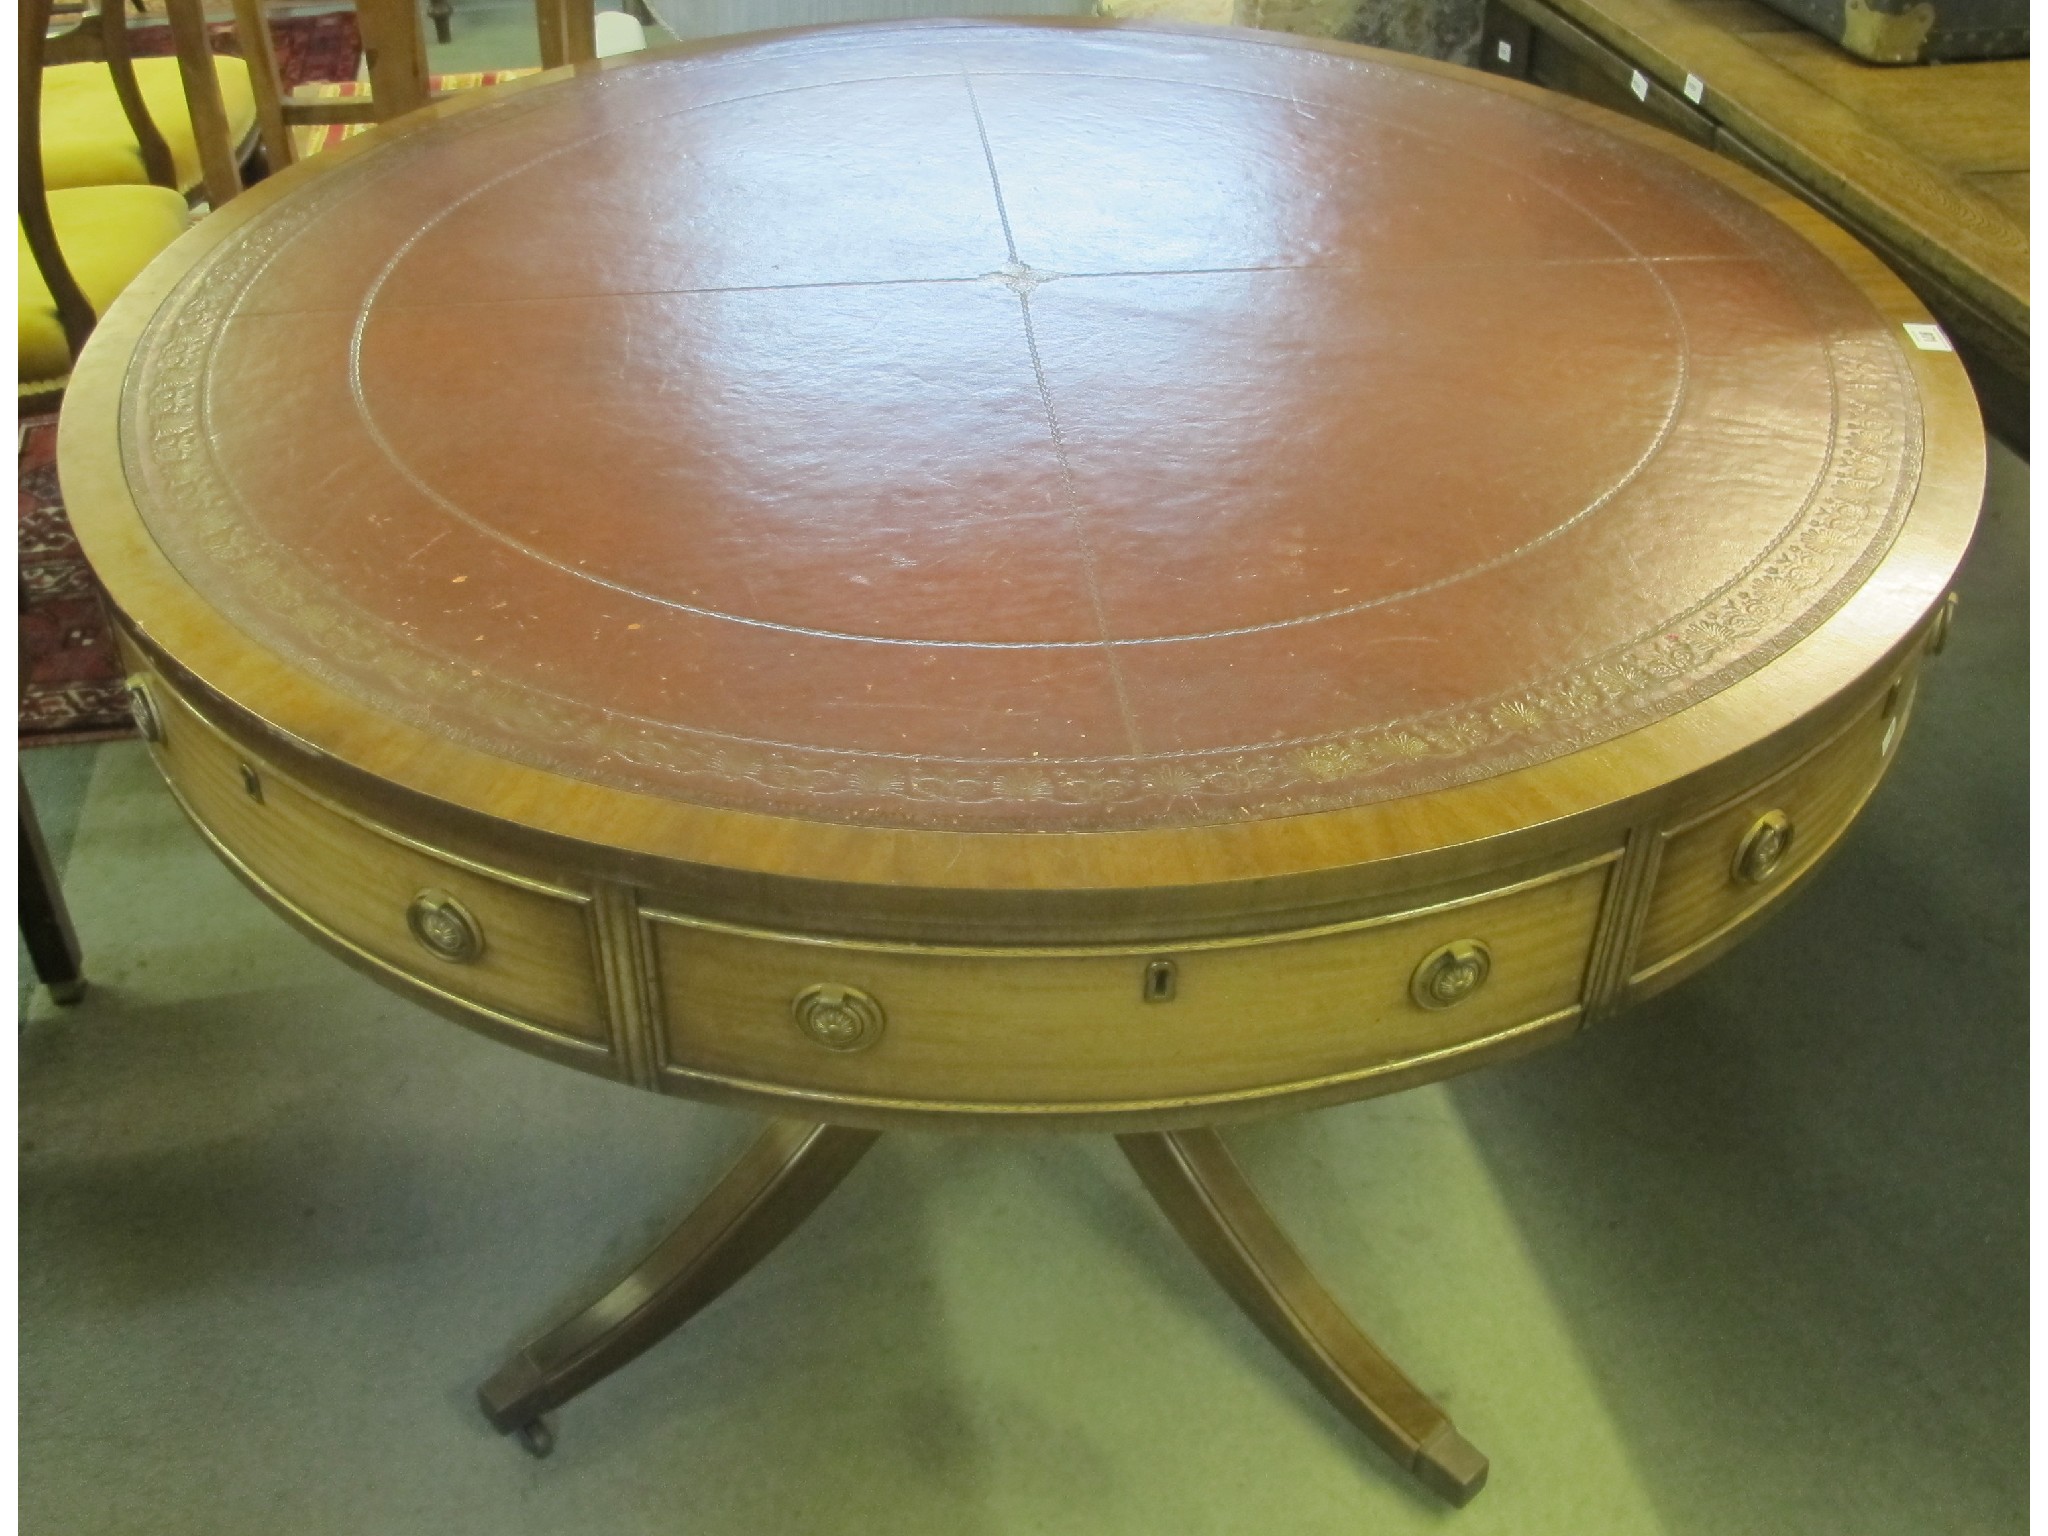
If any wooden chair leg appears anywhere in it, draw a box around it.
[477,1119,878,1451]
[19,775,85,1006]
[1117,1128,1488,1507]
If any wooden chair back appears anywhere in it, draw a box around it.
[21,0,244,375]
[33,0,249,204]
[160,0,251,206]
[38,0,177,186]
[22,0,98,369]
[232,0,607,176]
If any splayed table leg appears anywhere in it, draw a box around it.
[1118,1128,1488,1506]
[478,1118,878,1452]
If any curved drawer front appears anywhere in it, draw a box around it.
[135,668,619,1066]
[1633,666,1914,986]
[645,857,1611,1113]
[116,630,1928,1125]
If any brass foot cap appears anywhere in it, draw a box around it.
[1414,1423,1490,1507]
[476,1354,550,1433]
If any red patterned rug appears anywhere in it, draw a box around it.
[20,416,132,746]
[126,9,363,87]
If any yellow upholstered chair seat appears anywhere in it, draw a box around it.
[19,183,189,386]
[42,54,256,195]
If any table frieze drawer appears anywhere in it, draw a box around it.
[139,671,616,1061]
[644,858,1611,1113]
[1633,671,1912,985]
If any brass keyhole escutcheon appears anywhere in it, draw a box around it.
[123,675,163,744]
[1411,940,1491,1010]
[793,984,885,1052]
[1143,959,1177,1003]
[1733,810,1793,885]
[407,890,484,964]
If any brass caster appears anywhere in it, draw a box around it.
[515,1418,555,1459]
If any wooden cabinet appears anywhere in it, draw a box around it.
[1482,0,1717,146]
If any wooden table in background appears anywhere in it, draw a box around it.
[1482,0,2028,453]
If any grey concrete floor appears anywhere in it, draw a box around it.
[20,441,2026,1534]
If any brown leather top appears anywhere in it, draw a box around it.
[122,22,1927,833]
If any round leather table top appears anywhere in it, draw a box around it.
[117,21,1935,834]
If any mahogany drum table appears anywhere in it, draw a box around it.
[63,18,1983,1507]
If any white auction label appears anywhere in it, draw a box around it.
[1683,73,1705,103]
[1630,70,1650,101]
[1496,37,1513,61]
[1903,322,1955,352]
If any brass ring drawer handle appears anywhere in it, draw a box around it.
[1733,810,1793,885]
[123,675,164,744]
[1881,673,1918,760]
[1926,591,1958,655]
[1411,941,1491,1010]
[793,984,885,1052]
[408,890,485,964]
